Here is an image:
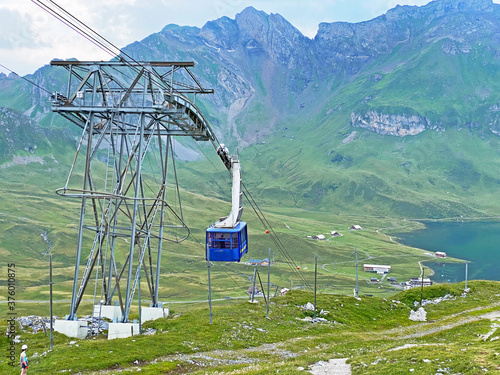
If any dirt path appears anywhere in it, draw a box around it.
[381,302,500,340]
[90,303,500,374]
[399,309,500,340]
[91,336,353,374]
[375,226,397,243]
[306,304,499,374]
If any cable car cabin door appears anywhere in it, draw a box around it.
[206,222,247,262]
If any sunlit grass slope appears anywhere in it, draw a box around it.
[0,281,498,374]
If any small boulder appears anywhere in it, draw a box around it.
[409,307,427,322]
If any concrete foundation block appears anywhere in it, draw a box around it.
[141,306,169,322]
[54,319,88,339]
[108,322,140,340]
[93,305,122,320]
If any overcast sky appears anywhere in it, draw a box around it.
[0,0,494,75]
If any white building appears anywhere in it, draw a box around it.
[409,277,433,287]
[364,264,391,274]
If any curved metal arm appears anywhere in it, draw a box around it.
[213,156,243,228]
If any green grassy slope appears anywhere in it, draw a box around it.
[0,159,436,311]
[173,119,500,220]
[1,281,498,374]
[0,104,440,325]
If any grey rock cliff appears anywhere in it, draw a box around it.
[351,111,433,136]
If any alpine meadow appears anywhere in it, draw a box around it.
[1,0,500,374]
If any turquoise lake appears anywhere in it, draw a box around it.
[395,221,500,283]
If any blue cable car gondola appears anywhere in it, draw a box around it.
[206,221,248,262]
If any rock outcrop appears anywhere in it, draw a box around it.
[351,111,432,136]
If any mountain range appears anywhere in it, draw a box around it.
[2,0,500,219]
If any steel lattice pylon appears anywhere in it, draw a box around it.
[51,60,216,322]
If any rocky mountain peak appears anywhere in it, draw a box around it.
[234,6,306,46]
[199,7,309,67]
[385,0,494,18]
[233,6,270,37]
[430,0,494,12]
[200,16,239,49]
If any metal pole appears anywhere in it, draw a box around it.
[314,254,318,319]
[170,65,174,94]
[251,267,257,303]
[266,248,271,319]
[465,262,468,290]
[123,114,145,322]
[420,267,425,307]
[207,244,212,324]
[97,301,103,338]
[66,64,72,99]
[49,254,53,350]
[69,116,93,320]
[355,247,359,298]
[138,267,142,334]
[107,128,124,304]
[154,134,170,306]
[257,272,267,311]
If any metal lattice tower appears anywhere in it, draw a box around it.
[51,60,216,322]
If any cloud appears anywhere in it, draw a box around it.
[0,8,38,49]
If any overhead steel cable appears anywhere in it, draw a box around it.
[33,0,127,60]
[241,183,312,291]
[32,1,120,61]
[317,252,356,294]
[32,0,203,98]
[0,63,52,95]
[192,140,311,290]
[192,141,311,291]
[33,0,221,150]
[45,0,123,56]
